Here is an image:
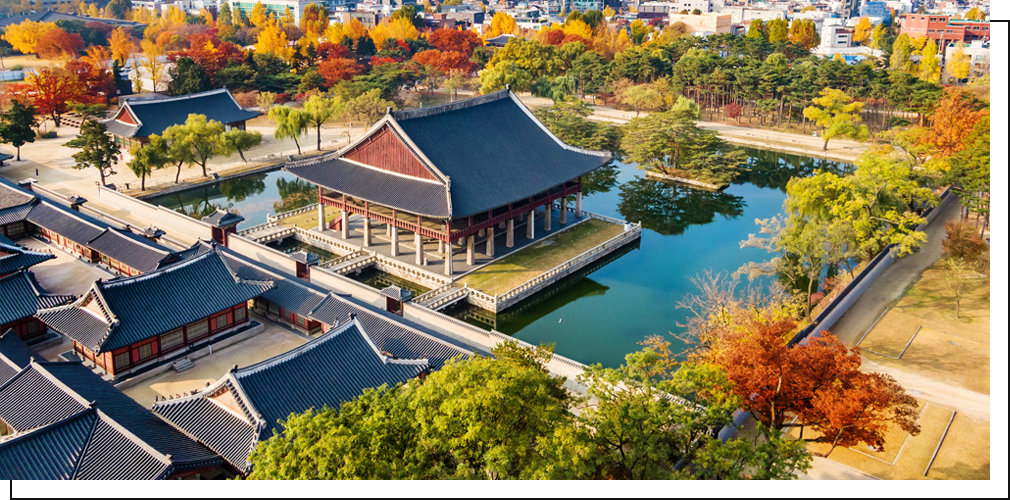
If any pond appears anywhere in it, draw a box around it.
[149,148,851,367]
[146,169,316,230]
[447,147,852,367]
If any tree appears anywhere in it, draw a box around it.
[890,33,913,72]
[788,19,820,49]
[803,88,869,151]
[127,134,171,190]
[64,120,119,186]
[485,11,518,38]
[268,105,311,155]
[68,102,107,131]
[617,83,662,116]
[0,99,36,161]
[302,95,343,151]
[318,57,364,86]
[166,56,213,96]
[621,97,745,186]
[256,91,278,111]
[220,129,263,162]
[947,42,972,82]
[942,221,986,263]
[255,22,294,62]
[140,39,166,91]
[182,114,225,177]
[532,98,621,155]
[34,27,84,59]
[161,123,196,183]
[106,0,131,19]
[479,61,534,94]
[766,18,789,43]
[249,1,269,27]
[918,39,940,83]
[344,88,393,126]
[853,17,872,45]
[746,19,764,39]
[1,20,57,56]
[26,66,84,127]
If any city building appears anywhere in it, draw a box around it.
[225,0,316,24]
[667,12,732,34]
[103,89,261,150]
[36,246,274,379]
[285,88,612,277]
[899,13,991,43]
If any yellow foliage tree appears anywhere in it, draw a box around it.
[919,39,940,83]
[200,8,214,25]
[256,22,294,61]
[0,20,57,55]
[281,6,295,27]
[947,42,972,82]
[370,16,419,46]
[563,19,593,39]
[87,3,100,18]
[250,1,270,27]
[165,5,187,25]
[853,17,872,44]
[485,11,518,38]
[140,39,166,91]
[602,6,615,18]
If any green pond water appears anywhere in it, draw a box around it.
[148,148,851,367]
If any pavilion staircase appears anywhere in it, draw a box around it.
[414,284,469,311]
[172,357,195,373]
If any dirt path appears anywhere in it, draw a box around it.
[861,358,990,420]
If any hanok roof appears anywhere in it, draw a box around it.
[485,33,517,46]
[0,271,75,327]
[191,240,475,366]
[285,89,611,219]
[380,285,413,302]
[85,228,176,273]
[36,246,274,353]
[0,360,221,479]
[103,88,262,138]
[25,202,106,246]
[152,318,429,473]
[0,240,55,276]
[0,330,34,384]
[202,209,245,227]
[0,179,38,226]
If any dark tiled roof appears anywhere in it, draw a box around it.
[202,209,245,227]
[0,152,13,162]
[0,11,146,29]
[103,88,261,138]
[26,202,107,246]
[390,90,611,218]
[0,363,89,432]
[285,156,451,218]
[485,34,517,46]
[0,240,55,275]
[152,319,429,473]
[0,179,37,225]
[0,271,75,326]
[0,330,35,385]
[37,247,274,353]
[86,228,174,273]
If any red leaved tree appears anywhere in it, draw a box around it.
[26,66,86,127]
[34,28,85,59]
[427,28,481,56]
[318,57,364,86]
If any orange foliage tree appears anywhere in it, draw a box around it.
[427,28,481,55]
[716,319,920,458]
[34,27,85,59]
[25,66,87,126]
[318,57,364,85]
[923,87,989,159]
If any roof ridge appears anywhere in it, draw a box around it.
[235,319,361,377]
[91,407,175,469]
[25,360,94,409]
[0,406,95,452]
[98,246,217,289]
[390,89,511,121]
[68,407,99,480]
[125,87,231,107]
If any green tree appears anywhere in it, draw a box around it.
[621,97,745,185]
[802,88,869,151]
[746,19,765,39]
[0,99,37,161]
[532,98,621,155]
[479,60,534,94]
[268,105,311,155]
[166,57,213,96]
[343,88,392,127]
[302,95,344,151]
[618,83,663,116]
[220,129,263,163]
[890,33,913,72]
[64,120,119,186]
[68,102,107,131]
[127,134,171,190]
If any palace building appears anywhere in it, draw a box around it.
[103,88,262,149]
[285,88,613,276]
[0,237,54,278]
[36,246,274,379]
[0,272,74,343]
[0,335,224,480]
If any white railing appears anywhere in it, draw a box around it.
[237,221,280,236]
[268,203,319,223]
[414,281,457,304]
[292,226,359,255]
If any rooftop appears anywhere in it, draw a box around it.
[103,88,262,138]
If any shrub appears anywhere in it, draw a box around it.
[233,91,259,108]
[36,130,58,139]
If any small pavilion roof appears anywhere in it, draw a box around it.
[285,89,611,220]
[0,240,55,276]
[152,317,429,473]
[36,246,274,353]
[202,209,245,227]
[103,88,262,138]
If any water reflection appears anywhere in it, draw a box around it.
[274,178,317,213]
[736,149,854,191]
[581,164,619,196]
[617,178,746,236]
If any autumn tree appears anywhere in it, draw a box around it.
[803,88,869,151]
[268,105,311,155]
[34,27,84,59]
[300,3,329,40]
[746,19,764,39]
[127,134,171,190]
[255,22,294,62]
[946,41,972,83]
[427,28,481,56]
[140,39,167,91]
[26,66,84,127]
[64,120,119,186]
[318,57,364,86]
[942,221,986,263]
[0,99,37,161]
[890,33,913,72]
[852,17,872,45]
[1,20,57,56]
[923,87,989,159]
[787,19,820,49]
[918,39,940,83]
[485,11,519,38]
[617,83,662,115]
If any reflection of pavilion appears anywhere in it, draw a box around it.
[285,88,612,276]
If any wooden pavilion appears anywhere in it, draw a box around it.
[284,88,612,276]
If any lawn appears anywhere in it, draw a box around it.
[460,219,625,295]
[926,414,990,480]
[799,402,955,480]
[277,205,340,230]
[857,259,991,395]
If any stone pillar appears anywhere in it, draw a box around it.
[340,210,349,239]
[439,239,445,254]
[317,203,326,231]
[362,218,371,247]
[444,242,453,275]
[414,233,423,265]
[559,198,567,225]
[466,235,475,265]
[527,210,535,239]
[575,191,583,218]
[506,218,515,248]
[390,226,398,256]
[544,203,552,232]
[486,226,495,257]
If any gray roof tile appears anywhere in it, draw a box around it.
[0,271,75,326]
[104,88,261,138]
[0,240,55,275]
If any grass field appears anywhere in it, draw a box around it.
[926,414,990,480]
[460,219,625,295]
[857,260,991,395]
[800,402,955,480]
[278,205,340,230]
